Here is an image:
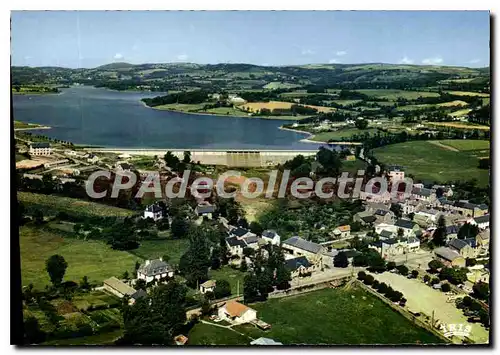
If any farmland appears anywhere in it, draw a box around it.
[17,192,135,218]
[19,225,140,289]
[187,287,443,345]
[240,101,335,114]
[426,122,490,130]
[308,128,379,142]
[208,266,246,296]
[128,239,190,266]
[354,89,440,100]
[372,140,490,186]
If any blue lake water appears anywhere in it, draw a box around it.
[12,86,324,150]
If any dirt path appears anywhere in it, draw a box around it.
[428,141,460,152]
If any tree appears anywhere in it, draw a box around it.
[353,254,368,267]
[179,226,211,288]
[122,281,187,345]
[242,247,255,258]
[157,218,170,231]
[210,248,222,270]
[363,274,374,285]
[171,217,189,239]
[33,209,44,225]
[213,279,231,299]
[122,270,130,280]
[458,223,479,240]
[249,221,264,235]
[240,259,248,272]
[473,282,489,301]
[466,258,477,267]
[79,276,91,291]
[355,118,369,129]
[411,270,419,278]
[45,255,68,287]
[397,228,404,238]
[441,283,451,292]
[430,277,440,285]
[428,259,444,273]
[357,271,366,280]
[183,151,191,164]
[243,274,259,303]
[333,252,349,268]
[432,216,447,247]
[396,265,409,276]
[135,279,146,290]
[390,204,402,219]
[23,316,46,344]
[423,274,430,283]
[386,261,396,271]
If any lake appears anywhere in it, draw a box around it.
[12,86,322,150]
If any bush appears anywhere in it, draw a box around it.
[431,277,440,285]
[441,283,451,292]
[357,271,366,280]
[396,265,409,276]
[372,280,380,288]
[386,262,396,271]
[423,275,430,283]
[411,270,419,278]
[363,275,374,285]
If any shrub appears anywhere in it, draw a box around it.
[396,265,409,276]
[441,283,451,292]
[372,280,380,288]
[386,261,396,271]
[423,275,430,283]
[363,275,374,285]
[431,277,440,285]
[357,271,366,280]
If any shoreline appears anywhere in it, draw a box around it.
[279,126,362,145]
[142,102,305,121]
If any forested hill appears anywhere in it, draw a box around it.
[11,62,490,93]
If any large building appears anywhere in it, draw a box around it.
[282,236,325,266]
[29,142,52,156]
[137,258,174,283]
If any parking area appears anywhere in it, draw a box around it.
[372,272,489,344]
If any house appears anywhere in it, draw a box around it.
[370,239,407,258]
[103,277,146,304]
[394,219,420,237]
[229,227,255,240]
[432,184,454,198]
[86,153,99,164]
[250,337,283,346]
[469,215,490,230]
[445,225,460,241]
[218,301,257,324]
[387,165,405,182]
[414,209,442,225]
[373,209,396,225]
[353,211,377,226]
[116,162,133,171]
[379,229,395,240]
[434,247,466,268]
[411,187,436,202]
[282,236,325,266]
[29,142,52,156]
[225,236,246,256]
[332,225,351,239]
[284,256,316,278]
[476,229,490,250]
[407,237,421,252]
[137,258,174,283]
[199,280,216,294]
[195,204,216,219]
[262,230,281,245]
[143,204,164,221]
[448,238,477,259]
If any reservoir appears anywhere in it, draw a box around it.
[12,86,321,150]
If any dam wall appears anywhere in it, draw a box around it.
[86,148,318,167]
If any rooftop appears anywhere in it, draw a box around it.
[434,247,462,261]
[474,215,490,224]
[103,277,136,296]
[395,219,416,230]
[231,227,250,238]
[223,301,254,318]
[284,256,312,272]
[31,142,50,149]
[250,337,283,345]
[195,204,216,215]
[138,259,171,277]
[283,236,322,254]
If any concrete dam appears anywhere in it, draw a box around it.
[86,148,319,167]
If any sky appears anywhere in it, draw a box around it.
[11,11,490,68]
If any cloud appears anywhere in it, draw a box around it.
[399,56,414,65]
[336,51,347,56]
[469,58,481,64]
[328,58,340,64]
[114,53,123,60]
[176,54,189,61]
[132,44,139,51]
[301,49,315,55]
[422,57,443,65]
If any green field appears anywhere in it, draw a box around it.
[188,287,443,345]
[355,89,440,100]
[20,226,140,289]
[208,266,247,296]
[128,239,190,266]
[17,192,135,218]
[373,140,490,186]
[42,329,123,345]
[438,139,490,151]
[310,128,379,142]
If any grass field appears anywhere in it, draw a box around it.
[152,103,208,112]
[128,239,190,266]
[187,323,251,345]
[309,128,379,142]
[17,192,135,218]
[355,89,440,100]
[208,266,247,296]
[42,329,123,345]
[373,140,490,186]
[263,82,301,90]
[445,91,490,97]
[188,287,443,345]
[437,139,490,151]
[425,122,490,130]
[240,101,335,114]
[20,226,140,289]
[395,100,468,112]
[449,108,473,118]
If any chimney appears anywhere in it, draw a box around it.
[145,260,150,266]
[159,257,163,262]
